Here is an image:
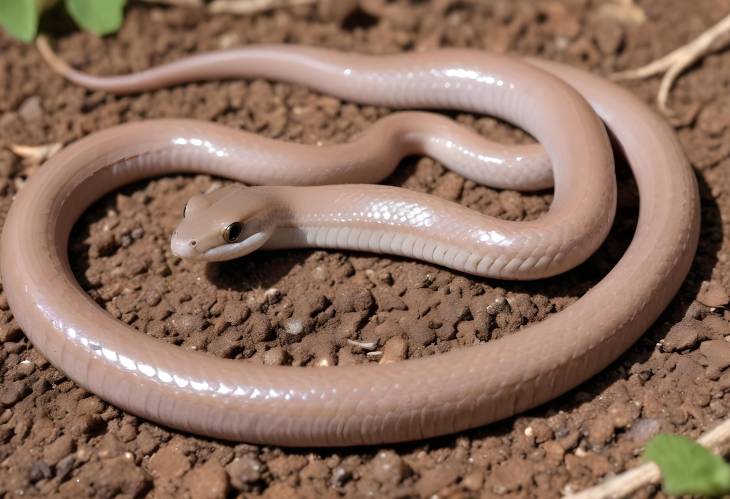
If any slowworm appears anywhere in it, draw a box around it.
[0,42,699,446]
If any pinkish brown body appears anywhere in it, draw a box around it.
[0,42,699,446]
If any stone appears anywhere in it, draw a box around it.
[263,347,290,366]
[18,96,42,121]
[222,301,249,325]
[148,439,191,479]
[697,281,729,308]
[169,313,206,336]
[370,450,410,485]
[700,339,730,370]
[184,461,229,499]
[626,418,661,444]
[380,336,407,364]
[543,440,565,462]
[330,466,351,487]
[586,415,615,446]
[334,286,373,313]
[662,321,701,352]
[461,471,484,491]
[227,456,264,490]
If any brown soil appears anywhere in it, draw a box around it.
[1,0,730,497]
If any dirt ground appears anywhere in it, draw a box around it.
[1,0,729,497]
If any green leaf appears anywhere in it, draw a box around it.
[0,0,39,42]
[645,434,730,496]
[64,0,125,35]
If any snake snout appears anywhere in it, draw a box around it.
[170,232,201,259]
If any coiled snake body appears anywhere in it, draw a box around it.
[0,43,699,446]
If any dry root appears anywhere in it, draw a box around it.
[137,0,320,15]
[207,0,316,14]
[137,0,204,6]
[567,418,730,499]
[612,13,730,114]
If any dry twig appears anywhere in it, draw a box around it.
[207,0,316,15]
[596,0,646,25]
[8,142,63,163]
[137,0,204,6]
[612,12,730,114]
[567,418,730,499]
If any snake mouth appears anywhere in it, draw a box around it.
[171,229,272,262]
[200,230,271,261]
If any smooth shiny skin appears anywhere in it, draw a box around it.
[0,44,699,446]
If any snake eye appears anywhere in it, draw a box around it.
[223,222,243,243]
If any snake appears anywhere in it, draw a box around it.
[0,40,699,446]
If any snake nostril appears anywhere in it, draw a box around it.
[190,240,197,247]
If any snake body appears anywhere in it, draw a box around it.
[0,44,699,446]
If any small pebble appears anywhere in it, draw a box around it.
[662,321,701,352]
[529,421,554,444]
[222,302,249,325]
[371,450,411,485]
[703,315,729,337]
[376,291,408,312]
[626,418,661,444]
[700,339,730,370]
[246,313,272,342]
[97,433,126,459]
[698,281,729,308]
[148,440,191,479]
[0,323,22,342]
[169,313,206,336]
[18,95,42,121]
[543,440,565,461]
[330,466,351,487]
[185,461,229,499]
[377,270,393,285]
[586,415,615,446]
[32,378,51,395]
[227,456,265,490]
[380,336,407,364]
[462,471,484,491]
[263,347,289,366]
[14,360,35,378]
[485,292,508,314]
[407,321,436,347]
[70,414,103,437]
[1,381,29,406]
[283,318,304,337]
[334,286,374,313]
[312,265,330,281]
[264,288,281,304]
[608,401,637,429]
[313,354,335,367]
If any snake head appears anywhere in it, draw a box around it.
[171,185,275,262]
